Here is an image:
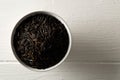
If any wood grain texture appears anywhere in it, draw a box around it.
[0,0,120,62]
[0,62,120,80]
[1,0,120,79]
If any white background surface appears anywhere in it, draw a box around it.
[1,0,120,80]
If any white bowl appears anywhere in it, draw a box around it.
[11,11,72,71]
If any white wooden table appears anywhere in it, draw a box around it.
[1,0,120,80]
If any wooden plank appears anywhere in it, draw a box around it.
[1,0,120,62]
[0,62,120,80]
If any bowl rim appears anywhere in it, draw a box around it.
[11,11,72,71]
